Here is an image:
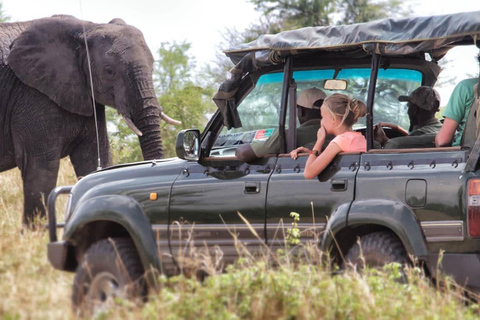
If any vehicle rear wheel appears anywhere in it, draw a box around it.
[72,238,146,316]
[344,231,408,269]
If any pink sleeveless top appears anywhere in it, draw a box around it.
[331,131,366,152]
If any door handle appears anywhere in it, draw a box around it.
[331,179,347,191]
[244,182,260,194]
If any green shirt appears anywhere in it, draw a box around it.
[409,118,442,136]
[443,78,477,146]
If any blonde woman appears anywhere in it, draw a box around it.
[290,93,366,179]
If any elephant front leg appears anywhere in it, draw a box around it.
[70,106,112,177]
[20,160,60,227]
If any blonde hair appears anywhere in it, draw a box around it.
[323,93,366,129]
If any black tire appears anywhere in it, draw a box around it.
[344,231,408,269]
[72,238,146,315]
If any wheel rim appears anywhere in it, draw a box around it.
[86,272,123,314]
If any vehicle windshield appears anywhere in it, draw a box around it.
[213,67,422,153]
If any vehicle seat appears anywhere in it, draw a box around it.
[384,134,436,149]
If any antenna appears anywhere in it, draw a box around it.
[79,1,102,171]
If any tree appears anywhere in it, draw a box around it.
[155,41,215,158]
[0,2,11,22]
[250,0,409,27]
[159,85,215,158]
[205,0,410,89]
[337,0,409,25]
[250,0,334,28]
[155,41,193,95]
[106,107,143,164]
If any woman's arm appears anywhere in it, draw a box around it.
[304,142,342,179]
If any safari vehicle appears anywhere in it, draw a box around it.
[48,11,480,309]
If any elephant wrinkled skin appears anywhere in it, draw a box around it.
[0,15,174,226]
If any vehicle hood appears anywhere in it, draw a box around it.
[65,157,187,219]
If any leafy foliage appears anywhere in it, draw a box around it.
[154,41,193,95]
[286,212,300,245]
[155,41,215,158]
[206,0,411,89]
[159,85,215,158]
[106,108,143,164]
[250,0,334,28]
[337,0,410,24]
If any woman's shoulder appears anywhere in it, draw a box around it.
[332,131,366,152]
[337,131,363,139]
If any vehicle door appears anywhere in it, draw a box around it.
[265,68,370,249]
[169,71,283,266]
[267,153,361,249]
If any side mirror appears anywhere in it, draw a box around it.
[176,129,200,160]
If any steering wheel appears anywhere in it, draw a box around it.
[376,122,409,138]
[374,122,409,147]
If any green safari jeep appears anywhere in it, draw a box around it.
[48,11,480,310]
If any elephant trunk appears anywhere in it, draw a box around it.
[132,102,164,160]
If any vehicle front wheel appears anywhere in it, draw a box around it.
[72,238,146,316]
[344,231,408,269]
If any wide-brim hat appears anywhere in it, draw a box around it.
[297,87,327,110]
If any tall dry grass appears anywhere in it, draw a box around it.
[0,159,479,319]
[0,159,76,319]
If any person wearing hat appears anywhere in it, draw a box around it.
[235,87,327,162]
[374,86,442,147]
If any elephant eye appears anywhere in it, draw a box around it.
[104,65,116,79]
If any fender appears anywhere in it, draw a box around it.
[346,199,428,259]
[320,202,351,253]
[63,195,161,272]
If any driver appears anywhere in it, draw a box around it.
[374,86,442,148]
[236,87,327,162]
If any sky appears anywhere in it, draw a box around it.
[2,0,480,102]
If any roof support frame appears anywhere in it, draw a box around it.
[366,51,381,151]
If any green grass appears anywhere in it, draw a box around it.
[0,159,479,319]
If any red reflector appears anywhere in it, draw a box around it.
[468,206,480,237]
[469,179,480,195]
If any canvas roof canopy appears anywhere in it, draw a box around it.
[214,11,480,129]
[226,11,480,64]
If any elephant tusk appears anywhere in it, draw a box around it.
[122,116,143,136]
[160,111,181,125]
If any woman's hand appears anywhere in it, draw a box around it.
[290,146,310,160]
[374,123,389,146]
[317,126,327,141]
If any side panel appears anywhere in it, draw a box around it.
[266,153,361,248]
[356,149,478,255]
[169,157,277,265]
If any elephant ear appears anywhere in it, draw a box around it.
[8,17,94,116]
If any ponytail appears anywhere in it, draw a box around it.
[324,93,366,129]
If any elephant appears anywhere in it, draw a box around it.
[0,15,179,226]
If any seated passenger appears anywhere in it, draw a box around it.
[374,86,442,148]
[290,93,366,179]
[435,78,477,147]
[235,87,326,162]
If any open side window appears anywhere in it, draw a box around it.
[209,72,285,158]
